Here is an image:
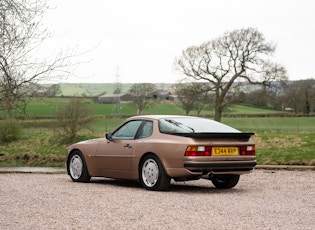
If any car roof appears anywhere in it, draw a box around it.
[127,115,195,120]
[124,115,242,133]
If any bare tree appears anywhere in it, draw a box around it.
[283,79,315,114]
[129,83,156,115]
[244,81,284,110]
[46,84,61,97]
[173,82,210,115]
[0,0,76,118]
[175,28,287,121]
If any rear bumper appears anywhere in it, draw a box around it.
[165,160,256,178]
[183,160,257,175]
[184,161,257,169]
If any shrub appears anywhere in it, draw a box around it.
[0,119,22,142]
[54,97,95,143]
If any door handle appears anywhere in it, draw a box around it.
[124,144,132,148]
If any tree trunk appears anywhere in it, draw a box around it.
[137,108,142,115]
[214,107,222,122]
[214,87,223,122]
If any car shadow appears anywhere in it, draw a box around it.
[88,178,244,194]
[90,178,143,189]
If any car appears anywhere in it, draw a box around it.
[66,115,256,191]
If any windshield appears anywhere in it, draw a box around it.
[158,117,240,133]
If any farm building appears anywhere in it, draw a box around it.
[151,90,177,101]
[98,90,177,104]
[98,94,132,104]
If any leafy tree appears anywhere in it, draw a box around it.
[175,28,287,121]
[129,83,156,115]
[54,98,95,143]
[0,0,75,118]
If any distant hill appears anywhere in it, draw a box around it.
[49,81,279,97]
[57,83,132,97]
[56,83,175,97]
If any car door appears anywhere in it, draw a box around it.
[94,120,143,178]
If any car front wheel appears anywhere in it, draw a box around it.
[140,155,170,191]
[211,175,240,189]
[68,151,91,183]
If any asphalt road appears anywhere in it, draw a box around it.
[0,170,314,229]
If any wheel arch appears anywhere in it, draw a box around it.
[67,148,91,183]
[138,151,171,191]
[67,149,87,175]
[138,152,169,178]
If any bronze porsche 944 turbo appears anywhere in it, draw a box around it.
[67,115,256,191]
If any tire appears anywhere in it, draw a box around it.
[211,175,240,189]
[68,150,91,183]
[140,155,171,191]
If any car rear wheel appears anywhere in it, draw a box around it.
[140,155,170,191]
[211,175,240,189]
[68,151,91,183]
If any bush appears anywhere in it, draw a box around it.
[54,97,95,143]
[0,119,22,142]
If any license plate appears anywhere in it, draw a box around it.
[212,147,239,156]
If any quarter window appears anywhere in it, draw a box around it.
[138,121,153,138]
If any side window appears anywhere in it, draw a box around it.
[159,119,174,133]
[138,121,153,139]
[158,119,189,133]
[112,120,143,140]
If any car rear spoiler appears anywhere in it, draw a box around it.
[171,132,255,140]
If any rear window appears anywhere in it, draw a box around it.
[158,117,239,133]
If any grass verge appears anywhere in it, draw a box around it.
[0,114,314,167]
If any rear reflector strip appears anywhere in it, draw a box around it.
[185,145,255,156]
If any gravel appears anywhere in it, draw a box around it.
[1,170,314,230]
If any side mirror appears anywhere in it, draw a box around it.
[105,132,112,141]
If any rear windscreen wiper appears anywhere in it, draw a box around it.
[165,119,195,133]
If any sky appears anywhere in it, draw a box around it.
[42,0,315,83]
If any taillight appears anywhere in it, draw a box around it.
[240,145,256,155]
[185,145,256,156]
[185,146,212,156]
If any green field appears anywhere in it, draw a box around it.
[58,83,133,96]
[222,117,315,133]
[0,97,282,117]
[0,98,314,167]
